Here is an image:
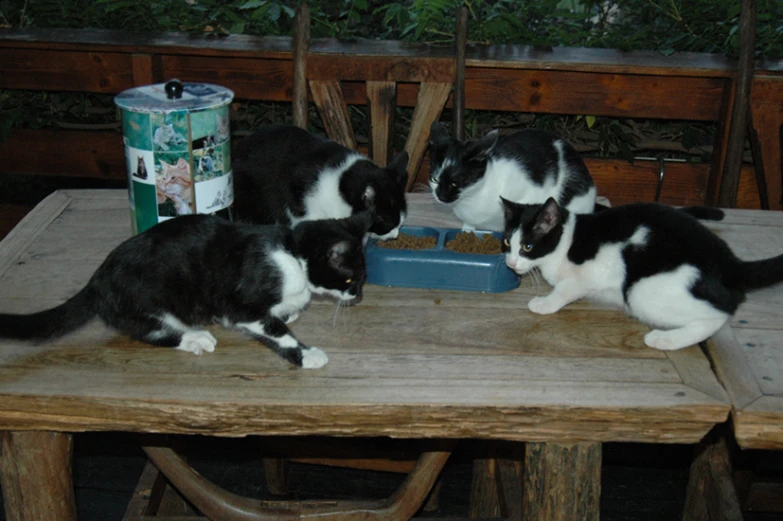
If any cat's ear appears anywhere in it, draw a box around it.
[349,210,375,235]
[362,186,376,211]
[534,198,563,235]
[327,240,352,270]
[500,196,517,224]
[465,130,499,160]
[388,151,409,187]
[429,121,452,146]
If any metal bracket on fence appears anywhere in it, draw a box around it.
[635,156,687,203]
[655,157,665,203]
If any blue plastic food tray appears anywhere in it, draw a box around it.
[364,226,521,293]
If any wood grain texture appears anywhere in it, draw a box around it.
[523,442,601,521]
[309,80,357,150]
[750,75,783,209]
[291,2,310,129]
[700,208,783,450]
[403,82,452,190]
[0,431,77,521]
[366,81,397,167]
[0,191,729,445]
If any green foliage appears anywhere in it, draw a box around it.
[1,0,780,57]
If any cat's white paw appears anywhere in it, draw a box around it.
[284,313,300,324]
[300,347,328,369]
[176,331,217,355]
[528,296,562,315]
[644,330,686,351]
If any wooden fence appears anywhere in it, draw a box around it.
[0,27,782,236]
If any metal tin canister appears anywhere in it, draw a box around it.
[114,80,234,234]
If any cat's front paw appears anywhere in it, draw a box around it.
[300,347,329,369]
[528,296,562,315]
[644,330,688,351]
[176,331,218,355]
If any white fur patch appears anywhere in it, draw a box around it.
[310,284,356,302]
[429,158,453,189]
[268,250,312,320]
[449,144,596,231]
[301,347,329,369]
[288,154,362,227]
[626,264,730,337]
[237,320,297,348]
[176,330,217,355]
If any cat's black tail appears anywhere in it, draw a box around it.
[0,286,98,341]
[738,254,783,291]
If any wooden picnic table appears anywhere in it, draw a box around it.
[703,211,783,450]
[0,190,731,521]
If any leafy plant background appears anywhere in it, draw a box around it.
[1,0,781,164]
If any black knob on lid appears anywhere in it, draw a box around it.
[165,79,183,100]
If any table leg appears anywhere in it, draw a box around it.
[523,441,601,521]
[0,430,77,521]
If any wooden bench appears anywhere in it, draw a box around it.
[0,190,731,520]
[0,28,781,216]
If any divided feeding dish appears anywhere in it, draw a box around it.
[364,226,521,293]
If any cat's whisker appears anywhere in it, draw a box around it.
[411,182,433,194]
[331,298,348,327]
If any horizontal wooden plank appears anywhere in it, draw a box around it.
[0,27,759,77]
[0,48,134,92]
[160,55,294,102]
[462,68,726,120]
[307,55,455,83]
[0,129,126,180]
[734,396,783,450]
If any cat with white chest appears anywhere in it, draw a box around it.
[233,124,409,240]
[428,121,596,231]
[0,213,372,368]
[501,197,783,351]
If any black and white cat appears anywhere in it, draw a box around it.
[428,121,596,231]
[501,197,783,351]
[233,124,409,240]
[0,212,372,368]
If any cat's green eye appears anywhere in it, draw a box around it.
[521,243,533,253]
[503,238,510,248]
[345,278,352,284]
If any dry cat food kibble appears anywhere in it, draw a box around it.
[377,233,437,250]
[445,232,503,254]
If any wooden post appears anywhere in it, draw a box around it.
[523,442,601,521]
[0,431,77,521]
[717,0,756,207]
[453,5,468,141]
[292,2,311,129]
[367,81,397,167]
[469,457,501,517]
[682,429,743,521]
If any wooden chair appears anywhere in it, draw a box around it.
[291,3,458,192]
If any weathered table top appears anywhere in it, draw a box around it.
[701,210,783,450]
[0,190,731,444]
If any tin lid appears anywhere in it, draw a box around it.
[114,79,234,114]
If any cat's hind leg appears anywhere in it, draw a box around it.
[108,313,217,355]
[643,318,727,351]
[237,318,328,369]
